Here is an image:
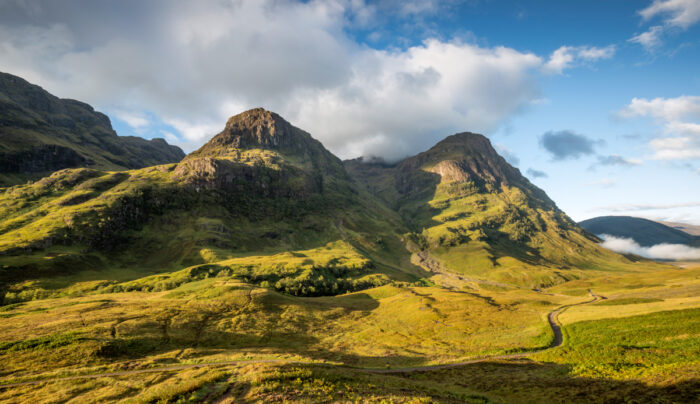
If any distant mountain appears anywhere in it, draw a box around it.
[656,220,700,237]
[0,72,184,186]
[579,216,699,246]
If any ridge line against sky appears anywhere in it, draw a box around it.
[0,0,699,224]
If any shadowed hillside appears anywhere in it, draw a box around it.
[0,72,185,186]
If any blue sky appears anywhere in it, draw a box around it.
[1,0,699,223]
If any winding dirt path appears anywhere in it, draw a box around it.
[0,291,602,388]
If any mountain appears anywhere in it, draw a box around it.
[0,108,413,299]
[0,72,185,186]
[0,109,654,302]
[345,133,643,287]
[579,216,699,247]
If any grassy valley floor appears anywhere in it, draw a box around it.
[0,263,698,403]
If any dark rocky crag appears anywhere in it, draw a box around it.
[0,72,185,186]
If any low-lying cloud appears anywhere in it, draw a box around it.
[599,234,700,260]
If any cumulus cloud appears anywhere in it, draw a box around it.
[543,45,615,75]
[619,96,700,160]
[600,234,700,260]
[540,130,598,160]
[620,96,700,121]
[0,0,617,160]
[526,168,547,179]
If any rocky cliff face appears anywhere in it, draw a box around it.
[0,72,185,185]
[187,108,346,178]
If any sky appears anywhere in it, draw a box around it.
[1,0,699,224]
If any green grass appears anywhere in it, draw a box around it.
[537,308,700,380]
[593,297,664,306]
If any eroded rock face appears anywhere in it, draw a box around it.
[173,157,322,198]
[398,132,519,188]
[187,108,347,178]
[217,108,296,149]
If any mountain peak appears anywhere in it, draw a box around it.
[200,107,296,151]
[185,108,346,176]
[396,131,520,188]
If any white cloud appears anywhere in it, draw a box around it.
[0,0,612,160]
[619,96,700,160]
[292,40,543,159]
[620,96,700,121]
[639,0,700,29]
[631,1,700,51]
[113,110,150,130]
[600,234,700,260]
[543,45,615,75]
[628,25,664,51]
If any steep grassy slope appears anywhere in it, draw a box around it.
[580,215,699,246]
[0,109,419,302]
[345,133,655,288]
[0,72,184,186]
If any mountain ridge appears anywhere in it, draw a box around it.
[0,107,660,302]
[0,72,185,186]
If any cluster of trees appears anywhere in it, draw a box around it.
[101,257,385,297]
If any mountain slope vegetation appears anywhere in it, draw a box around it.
[0,108,419,303]
[0,107,694,403]
[345,133,648,287]
[0,72,184,186]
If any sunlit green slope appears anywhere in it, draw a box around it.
[0,108,418,302]
[345,133,655,287]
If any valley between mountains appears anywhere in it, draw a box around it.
[0,99,698,401]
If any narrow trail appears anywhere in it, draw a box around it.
[365,289,602,374]
[0,291,602,388]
